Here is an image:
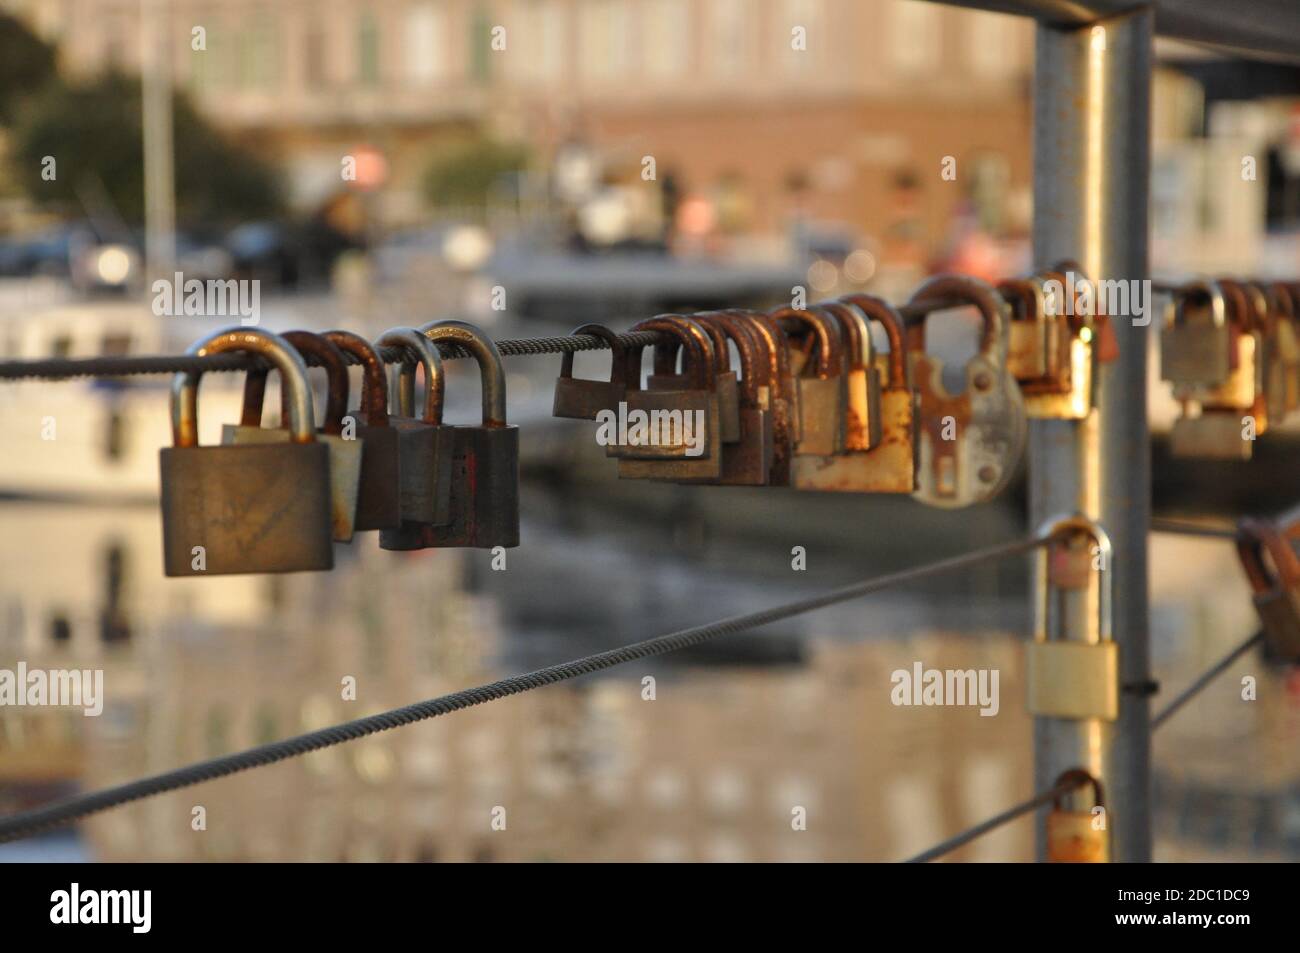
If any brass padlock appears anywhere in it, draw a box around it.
[1047,770,1110,863]
[553,323,632,421]
[222,330,362,542]
[617,315,721,482]
[906,274,1027,508]
[159,327,333,576]
[1027,514,1118,721]
[1001,275,1060,383]
[1004,270,1095,420]
[772,306,847,458]
[1236,518,1300,661]
[790,295,918,494]
[816,301,882,451]
[1262,282,1300,415]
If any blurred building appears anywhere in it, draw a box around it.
[7,0,1036,271]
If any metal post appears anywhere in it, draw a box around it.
[1030,8,1152,862]
[142,0,176,284]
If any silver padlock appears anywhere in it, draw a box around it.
[1027,514,1119,721]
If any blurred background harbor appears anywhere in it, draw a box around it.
[1,0,1299,861]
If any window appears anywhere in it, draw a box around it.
[968,13,1017,78]
[642,0,689,79]
[100,544,131,644]
[891,1,942,75]
[304,24,327,88]
[357,11,381,86]
[49,613,71,645]
[406,2,448,84]
[579,0,631,83]
[708,0,748,79]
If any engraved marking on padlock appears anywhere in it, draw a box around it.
[1027,514,1118,721]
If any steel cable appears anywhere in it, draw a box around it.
[0,533,1054,843]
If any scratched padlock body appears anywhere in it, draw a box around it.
[160,327,333,576]
[221,329,362,542]
[906,274,1027,508]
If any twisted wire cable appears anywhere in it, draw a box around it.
[0,534,1053,843]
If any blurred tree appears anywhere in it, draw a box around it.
[11,72,282,226]
[0,12,56,126]
[422,139,529,211]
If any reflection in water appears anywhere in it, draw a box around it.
[1,486,1298,862]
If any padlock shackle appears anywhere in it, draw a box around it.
[280,331,349,435]
[1051,768,1105,810]
[1218,276,1267,335]
[1035,513,1113,644]
[172,327,316,447]
[694,311,767,402]
[324,329,389,428]
[629,315,714,392]
[839,293,909,391]
[906,274,1006,359]
[1171,279,1228,330]
[814,302,873,372]
[378,326,444,425]
[770,305,844,381]
[420,320,508,427]
[649,313,731,381]
[1237,518,1300,594]
[559,323,628,389]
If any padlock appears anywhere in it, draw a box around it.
[790,294,918,493]
[683,311,773,485]
[1000,275,1061,383]
[718,309,798,486]
[647,315,741,444]
[1262,282,1300,415]
[384,320,520,550]
[221,330,362,542]
[375,327,454,537]
[323,329,402,532]
[1027,514,1118,721]
[906,275,1027,508]
[1046,770,1110,863]
[552,323,632,421]
[617,315,722,482]
[160,327,333,576]
[1169,279,1261,459]
[815,301,882,451]
[771,305,847,457]
[1004,270,1095,420]
[1248,280,1294,426]
[1236,518,1300,661]
[1161,278,1232,389]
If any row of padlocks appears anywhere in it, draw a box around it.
[1163,278,1300,458]
[160,320,518,577]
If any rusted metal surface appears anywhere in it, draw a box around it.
[552,323,630,421]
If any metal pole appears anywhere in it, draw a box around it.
[1030,7,1152,862]
[142,0,176,284]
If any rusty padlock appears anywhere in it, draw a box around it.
[323,330,403,532]
[906,274,1027,508]
[772,305,847,458]
[791,294,918,493]
[385,320,520,550]
[648,314,740,444]
[684,311,774,485]
[375,326,454,537]
[731,308,799,486]
[1261,282,1300,416]
[1003,270,1095,420]
[1046,770,1110,863]
[160,327,333,576]
[1237,517,1300,661]
[553,323,632,420]
[617,315,721,481]
[221,329,362,542]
